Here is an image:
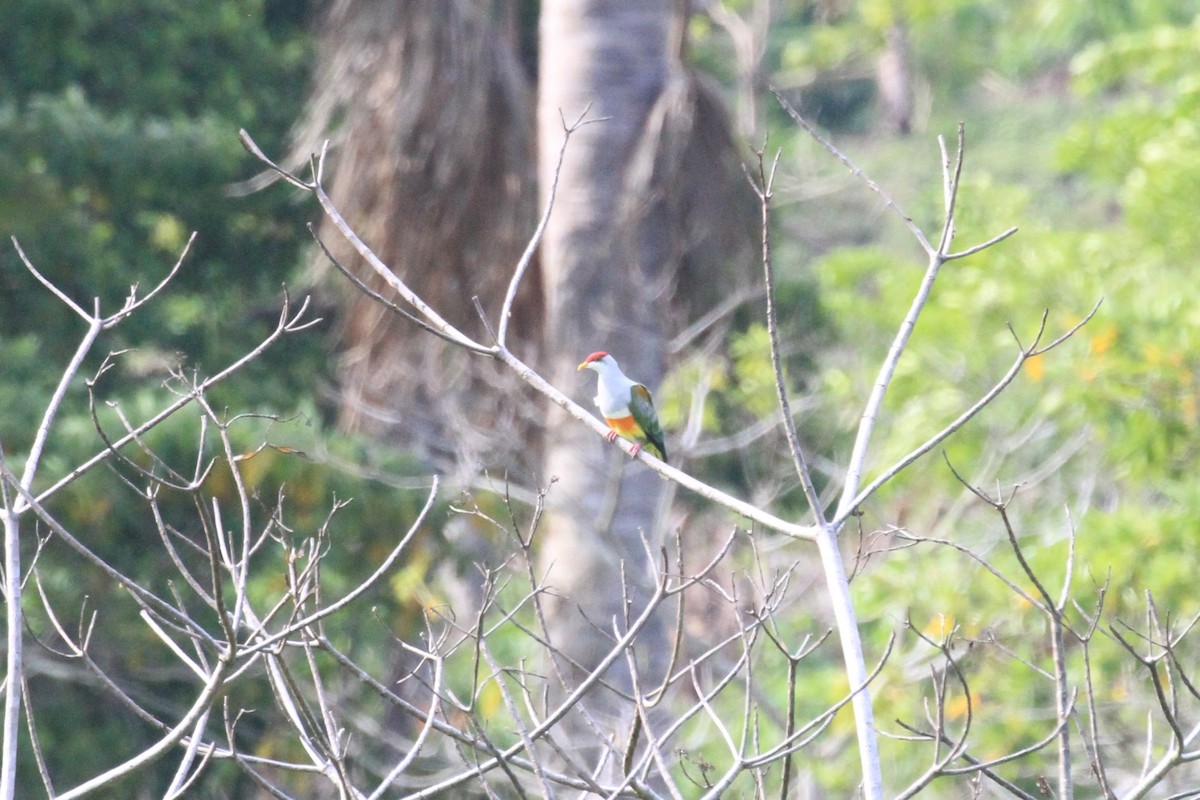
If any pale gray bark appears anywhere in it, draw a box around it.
[877,20,915,135]
[537,0,675,710]
[535,4,755,758]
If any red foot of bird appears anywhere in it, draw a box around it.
[629,443,643,458]
[606,430,619,442]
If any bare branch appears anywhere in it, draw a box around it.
[835,299,1101,524]
[771,91,933,254]
[747,142,825,524]
[497,105,601,349]
[238,128,314,191]
[10,237,92,321]
[244,129,820,543]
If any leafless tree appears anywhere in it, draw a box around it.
[2,95,1197,799]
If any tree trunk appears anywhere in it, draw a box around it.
[295,0,541,477]
[535,0,676,737]
[297,0,755,773]
[292,0,542,757]
[877,20,914,135]
[536,1,757,753]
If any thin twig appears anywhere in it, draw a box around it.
[497,106,601,348]
[770,91,933,254]
[308,223,491,353]
[834,300,1101,525]
[747,142,824,524]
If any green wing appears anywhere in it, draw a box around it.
[630,384,668,463]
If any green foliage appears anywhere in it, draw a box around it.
[0,3,421,792]
[0,0,312,117]
[0,0,320,413]
[762,9,1200,789]
[1070,15,1200,95]
[706,0,1200,132]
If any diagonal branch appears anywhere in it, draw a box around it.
[834,299,1102,526]
[832,242,948,525]
[747,142,825,524]
[771,90,933,254]
[307,224,490,353]
[241,129,486,354]
[11,237,92,322]
[497,106,604,349]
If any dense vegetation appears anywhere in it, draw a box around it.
[3,0,1200,794]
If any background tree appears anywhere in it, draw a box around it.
[0,0,319,412]
[536,0,753,741]
[290,0,542,476]
[0,1,326,789]
[292,0,757,751]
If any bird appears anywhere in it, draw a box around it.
[577,351,667,463]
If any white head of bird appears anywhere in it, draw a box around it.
[577,352,634,416]
[577,351,668,462]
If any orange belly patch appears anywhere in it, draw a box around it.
[604,415,641,437]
